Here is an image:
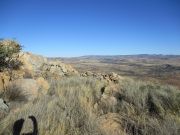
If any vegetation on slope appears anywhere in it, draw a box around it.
[0,76,179,135]
[0,39,22,72]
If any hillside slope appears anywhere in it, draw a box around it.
[0,53,180,135]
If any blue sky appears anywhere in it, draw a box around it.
[0,0,180,57]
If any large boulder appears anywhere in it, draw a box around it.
[19,52,47,72]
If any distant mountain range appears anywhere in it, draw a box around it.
[49,54,180,60]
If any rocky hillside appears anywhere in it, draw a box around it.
[0,52,78,96]
[0,50,180,135]
[20,52,78,78]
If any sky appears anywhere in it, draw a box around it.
[0,0,180,57]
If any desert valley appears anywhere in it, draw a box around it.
[0,40,180,135]
[1,0,180,134]
[59,55,180,89]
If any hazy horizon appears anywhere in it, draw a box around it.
[1,0,180,57]
[49,54,180,58]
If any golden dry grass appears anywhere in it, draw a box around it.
[0,76,180,135]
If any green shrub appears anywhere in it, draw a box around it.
[0,39,23,72]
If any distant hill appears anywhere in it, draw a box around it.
[52,54,180,59]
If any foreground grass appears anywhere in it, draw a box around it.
[0,76,180,135]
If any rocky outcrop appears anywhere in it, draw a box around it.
[81,71,124,83]
[93,83,121,115]
[0,51,78,97]
[40,61,78,79]
[97,84,126,135]
[19,52,78,79]
[19,52,48,72]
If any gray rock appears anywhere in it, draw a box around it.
[0,98,9,112]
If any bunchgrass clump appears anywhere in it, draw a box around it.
[0,76,179,135]
[0,77,103,135]
[4,83,28,102]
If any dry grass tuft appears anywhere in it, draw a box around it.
[0,76,179,135]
